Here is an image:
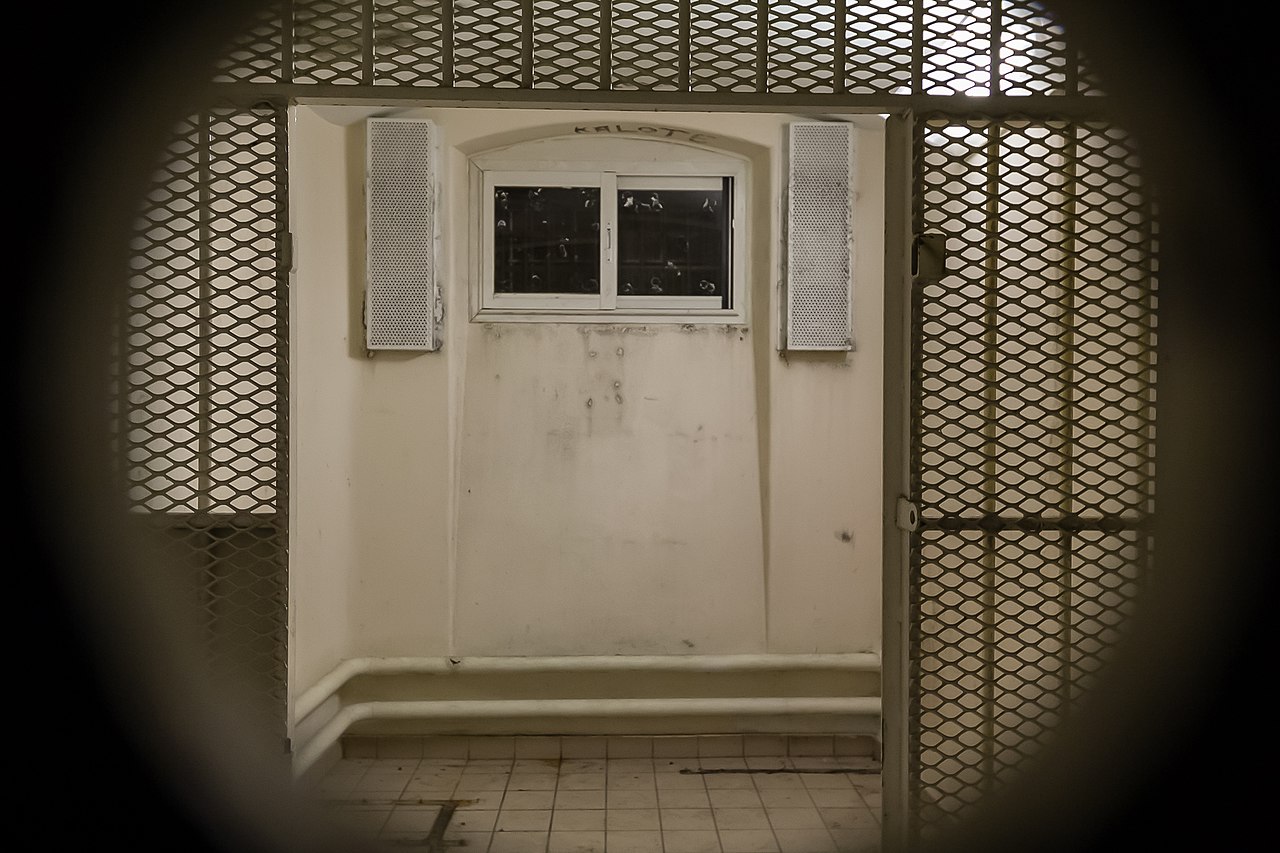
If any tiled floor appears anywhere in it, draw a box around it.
[307,750,882,852]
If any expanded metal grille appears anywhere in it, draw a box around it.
[211,1,1103,96]
[120,103,290,742]
[908,114,1156,839]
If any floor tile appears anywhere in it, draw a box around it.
[656,772,707,790]
[552,810,607,832]
[653,737,701,758]
[717,828,780,853]
[663,830,722,853]
[606,789,659,809]
[828,828,880,853]
[607,737,655,758]
[325,806,391,835]
[382,805,444,832]
[753,775,806,791]
[708,789,763,808]
[561,773,607,791]
[743,736,786,757]
[659,808,716,831]
[773,828,837,853]
[505,790,557,810]
[713,808,771,830]
[490,831,550,853]
[757,789,813,809]
[609,773,657,790]
[562,759,607,773]
[471,737,517,760]
[496,809,553,832]
[807,789,860,809]
[606,808,661,830]
[556,790,607,810]
[459,773,512,791]
[802,774,854,790]
[605,829,664,853]
[452,810,500,833]
[704,774,755,791]
[817,809,878,831]
[745,757,789,770]
[560,738,608,760]
[764,808,825,830]
[659,788,711,809]
[457,793,507,812]
[316,750,882,853]
[447,831,494,852]
[516,738,563,760]
[510,773,560,791]
[423,737,471,759]
[699,736,744,757]
[548,830,605,853]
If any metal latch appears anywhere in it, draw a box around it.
[896,496,919,532]
[912,233,949,285]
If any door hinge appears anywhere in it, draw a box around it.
[895,496,919,532]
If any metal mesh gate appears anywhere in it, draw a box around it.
[112,0,1157,840]
[120,102,290,742]
[908,114,1156,839]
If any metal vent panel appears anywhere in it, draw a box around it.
[366,118,440,351]
[785,121,855,351]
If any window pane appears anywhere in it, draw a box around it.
[494,186,601,294]
[617,181,730,306]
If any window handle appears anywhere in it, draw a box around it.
[605,223,613,263]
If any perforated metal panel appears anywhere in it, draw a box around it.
[907,114,1156,841]
[366,117,440,351]
[785,121,855,351]
[120,102,290,743]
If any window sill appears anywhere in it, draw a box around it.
[470,308,748,326]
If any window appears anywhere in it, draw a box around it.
[472,139,749,322]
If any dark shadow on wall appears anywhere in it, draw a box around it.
[18,1,1271,851]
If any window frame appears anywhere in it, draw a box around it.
[470,146,749,324]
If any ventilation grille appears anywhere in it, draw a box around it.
[366,117,440,351]
[785,121,855,351]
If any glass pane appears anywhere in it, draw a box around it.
[617,181,730,305]
[494,186,601,294]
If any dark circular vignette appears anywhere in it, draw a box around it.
[19,2,1271,851]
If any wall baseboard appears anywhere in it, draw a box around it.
[341,733,882,762]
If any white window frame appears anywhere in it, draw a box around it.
[471,146,749,324]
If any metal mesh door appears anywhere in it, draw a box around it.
[119,102,290,743]
[907,114,1157,840]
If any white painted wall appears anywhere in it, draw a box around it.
[289,106,885,705]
